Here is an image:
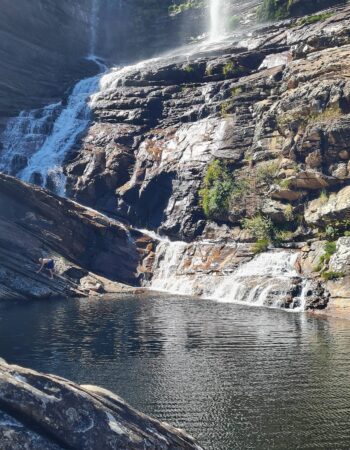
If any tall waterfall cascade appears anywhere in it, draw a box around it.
[89,0,100,56]
[209,0,225,41]
[149,240,307,311]
[0,0,104,195]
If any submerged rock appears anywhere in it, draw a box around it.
[0,361,203,450]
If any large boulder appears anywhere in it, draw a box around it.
[0,360,203,450]
[329,237,350,275]
[305,185,350,225]
[0,173,154,300]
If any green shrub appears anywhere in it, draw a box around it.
[314,241,337,273]
[220,100,231,116]
[325,225,337,240]
[278,178,292,189]
[257,0,288,21]
[199,160,233,218]
[183,64,195,73]
[319,189,328,205]
[242,215,273,241]
[284,204,294,221]
[252,239,270,254]
[256,161,279,185]
[222,61,245,78]
[324,241,337,255]
[231,86,243,96]
[228,15,240,30]
[274,229,294,243]
[309,105,342,124]
[298,12,333,26]
[168,0,204,15]
[230,178,250,204]
[322,271,345,281]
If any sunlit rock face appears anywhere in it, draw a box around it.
[0,173,155,300]
[0,360,203,450]
[63,4,350,243]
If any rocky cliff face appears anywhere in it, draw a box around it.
[2,0,350,312]
[62,2,350,310]
[0,360,202,449]
[0,0,94,122]
[0,173,154,300]
[0,0,207,123]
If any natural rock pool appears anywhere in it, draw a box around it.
[1,294,350,449]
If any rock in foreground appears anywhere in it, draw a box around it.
[0,360,203,450]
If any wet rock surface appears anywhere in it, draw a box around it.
[62,3,350,311]
[4,1,350,310]
[65,5,350,240]
[0,173,154,300]
[0,360,202,450]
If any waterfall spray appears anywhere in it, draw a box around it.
[89,0,100,56]
[209,0,224,42]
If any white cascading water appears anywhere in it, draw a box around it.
[149,240,306,310]
[89,0,99,56]
[209,0,225,42]
[0,0,105,195]
[18,74,103,196]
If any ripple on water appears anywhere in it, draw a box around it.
[0,295,350,449]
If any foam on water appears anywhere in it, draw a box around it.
[148,237,304,310]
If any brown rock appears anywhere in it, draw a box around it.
[0,174,154,300]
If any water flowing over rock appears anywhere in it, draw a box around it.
[4,0,350,312]
[148,238,308,309]
[0,73,106,195]
[0,360,203,450]
[210,0,225,42]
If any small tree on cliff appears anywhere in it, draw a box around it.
[199,160,233,219]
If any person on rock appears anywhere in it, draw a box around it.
[36,258,55,279]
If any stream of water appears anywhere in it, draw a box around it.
[1,295,350,450]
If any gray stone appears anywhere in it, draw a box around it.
[0,361,202,450]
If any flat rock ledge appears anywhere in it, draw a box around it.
[0,360,203,450]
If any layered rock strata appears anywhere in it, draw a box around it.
[63,3,350,309]
[0,173,154,300]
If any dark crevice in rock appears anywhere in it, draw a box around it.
[0,400,70,450]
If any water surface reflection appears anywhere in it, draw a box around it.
[1,295,350,449]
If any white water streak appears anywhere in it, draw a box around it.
[0,0,104,196]
[18,75,102,196]
[89,0,100,56]
[149,241,304,310]
[210,0,225,42]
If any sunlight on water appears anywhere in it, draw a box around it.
[1,295,350,450]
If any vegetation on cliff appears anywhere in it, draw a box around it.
[257,0,345,21]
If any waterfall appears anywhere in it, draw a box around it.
[89,0,100,57]
[149,240,305,310]
[209,0,224,42]
[20,76,103,195]
[0,0,105,195]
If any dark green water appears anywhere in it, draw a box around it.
[1,294,350,449]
